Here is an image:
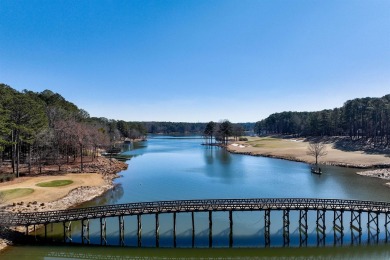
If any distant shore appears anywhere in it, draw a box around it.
[226,136,390,169]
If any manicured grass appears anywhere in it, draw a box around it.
[0,188,34,201]
[36,180,73,187]
[247,137,288,148]
[245,137,309,150]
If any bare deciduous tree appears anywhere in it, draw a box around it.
[307,141,327,165]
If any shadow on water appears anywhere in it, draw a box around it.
[78,184,125,208]
[203,146,241,183]
[3,243,390,259]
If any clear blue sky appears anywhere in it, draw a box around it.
[1,0,389,122]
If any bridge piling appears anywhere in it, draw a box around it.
[264,209,271,247]
[350,210,362,245]
[385,213,390,242]
[316,210,326,246]
[34,224,37,241]
[191,212,195,248]
[209,211,212,248]
[156,213,159,248]
[229,210,233,248]
[333,210,344,245]
[299,209,308,246]
[283,209,290,246]
[119,215,125,246]
[81,219,90,245]
[137,215,142,247]
[367,212,379,244]
[100,217,107,245]
[63,221,72,243]
[44,223,47,242]
[173,212,177,248]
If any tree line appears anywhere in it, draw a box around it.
[254,94,390,147]
[144,122,207,134]
[203,120,246,145]
[0,84,147,178]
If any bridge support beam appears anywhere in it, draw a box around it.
[192,212,195,248]
[63,221,72,243]
[156,213,159,248]
[264,209,271,247]
[283,209,290,246]
[119,215,125,246]
[385,213,390,242]
[299,209,308,246]
[350,210,362,245]
[229,210,233,248]
[367,212,379,244]
[137,215,142,247]
[33,224,37,241]
[316,209,326,246]
[173,212,177,248]
[44,223,47,242]
[209,211,213,248]
[100,217,107,245]
[81,219,90,245]
[333,210,344,245]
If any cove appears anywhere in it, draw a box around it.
[1,135,390,258]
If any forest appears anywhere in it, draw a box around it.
[143,121,254,134]
[0,84,147,178]
[254,94,390,147]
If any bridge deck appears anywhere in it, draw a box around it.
[1,198,390,226]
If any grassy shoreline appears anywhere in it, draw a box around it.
[0,157,128,251]
[227,136,390,169]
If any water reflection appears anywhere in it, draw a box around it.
[204,146,214,165]
[202,146,240,183]
[79,184,124,208]
[215,148,232,165]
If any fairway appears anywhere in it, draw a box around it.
[36,180,73,187]
[246,137,306,149]
[0,188,34,201]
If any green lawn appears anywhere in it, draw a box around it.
[36,180,73,187]
[0,188,34,201]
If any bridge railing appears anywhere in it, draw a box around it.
[1,198,390,227]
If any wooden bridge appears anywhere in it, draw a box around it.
[1,198,390,247]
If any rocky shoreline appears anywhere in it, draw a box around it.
[0,157,128,251]
[357,169,390,187]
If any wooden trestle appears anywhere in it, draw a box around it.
[1,198,390,247]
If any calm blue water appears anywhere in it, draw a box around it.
[113,136,389,203]
[77,136,390,247]
[2,135,390,258]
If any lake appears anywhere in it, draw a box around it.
[1,135,390,259]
